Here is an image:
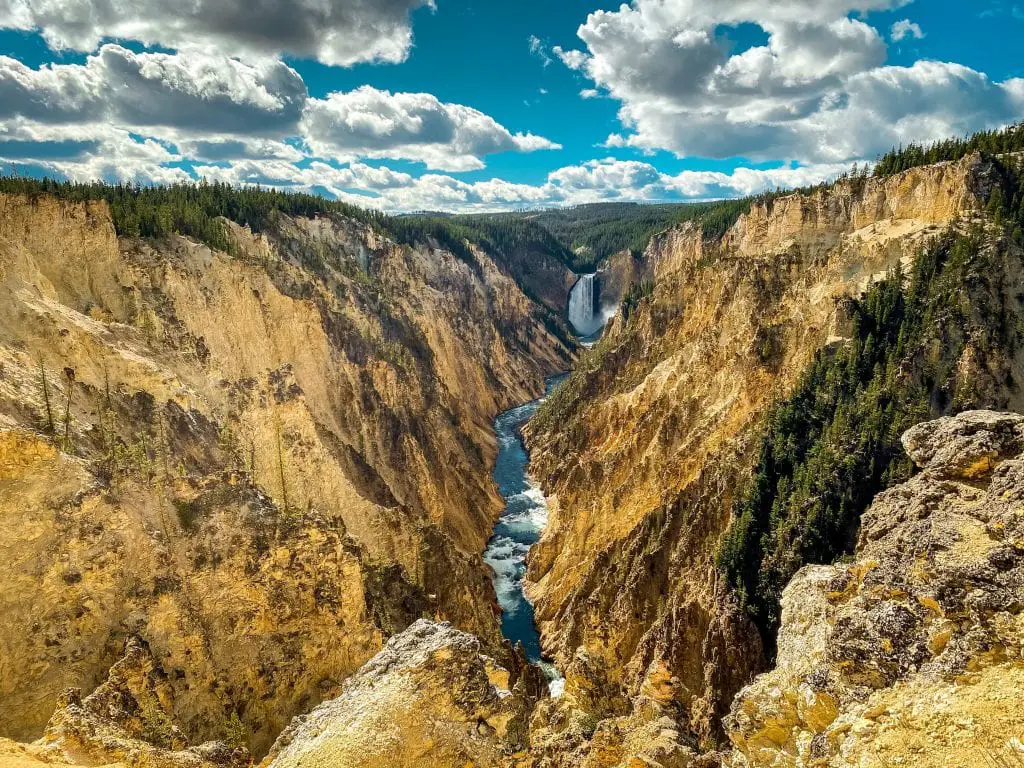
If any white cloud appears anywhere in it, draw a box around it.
[529,35,553,67]
[0,44,307,137]
[192,159,415,192]
[129,155,846,214]
[580,89,600,99]
[554,0,1024,163]
[299,86,560,171]
[0,52,560,172]
[0,0,434,67]
[180,138,305,163]
[891,19,925,41]
[552,46,587,70]
[0,121,192,184]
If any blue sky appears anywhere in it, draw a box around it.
[1,0,1022,211]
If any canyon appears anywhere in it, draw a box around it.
[0,192,573,756]
[523,152,1020,746]
[2,148,1024,768]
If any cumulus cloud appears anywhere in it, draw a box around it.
[552,46,587,70]
[192,159,415,192]
[555,0,1024,163]
[891,19,925,41]
[0,121,193,184]
[0,44,307,137]
[300,86,561,171]
[0,51,560,172]
[123,155,844,214]
[0,0,434,67]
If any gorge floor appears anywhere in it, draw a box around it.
[483,374,567,693]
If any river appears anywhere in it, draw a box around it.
[483,374,566,694]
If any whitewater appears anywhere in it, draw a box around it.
[483,375,566,696]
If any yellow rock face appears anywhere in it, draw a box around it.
[0,193,572,755]
[725,410,1024,768]
[523,154,1003,743]
[262,620,543,768]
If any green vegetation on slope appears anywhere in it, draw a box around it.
[0,176,569,270]
[873,121,1024,177]
[0,176,579,347]
[0,174,822,280]
[460,200,753,272]
[0,177,387,254]
[717,154,1024,645]
[620,279,655,323]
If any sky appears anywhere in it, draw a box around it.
[1,0,1023,212]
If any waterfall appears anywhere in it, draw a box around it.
[568,274,602,336]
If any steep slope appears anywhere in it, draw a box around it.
[0,191,573,754]
[523,152,1020,743]
[727,410,1024,767]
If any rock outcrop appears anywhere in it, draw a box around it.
[726,410,1024,767]
[523,153,1019,744]
[0,636,246,768]
[263,619,543,768]
[0,193,572,754]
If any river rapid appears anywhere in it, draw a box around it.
[483,374,566,694]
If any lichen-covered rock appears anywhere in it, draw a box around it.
[900,409,1024,480]
[262,620,543,768]
[725,410,1024,768]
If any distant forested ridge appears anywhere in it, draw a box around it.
[0,176,571,272]
[0,178,384,254]
[0,174,783,275]
[458,199,753,272]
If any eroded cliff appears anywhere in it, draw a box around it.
[726,410,1024,767]
[0,192,572,754]
[523,152,1020,745]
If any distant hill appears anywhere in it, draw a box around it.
[456,199,753,272]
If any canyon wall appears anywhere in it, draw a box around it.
[0,193,573,754]
[523,153,1019,744]
[726,410,1024,768]
[3,152,1023,768]
[254,409,1024,768]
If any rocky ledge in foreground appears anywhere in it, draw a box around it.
[726,410,1024,768]
[262,619,545,768]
